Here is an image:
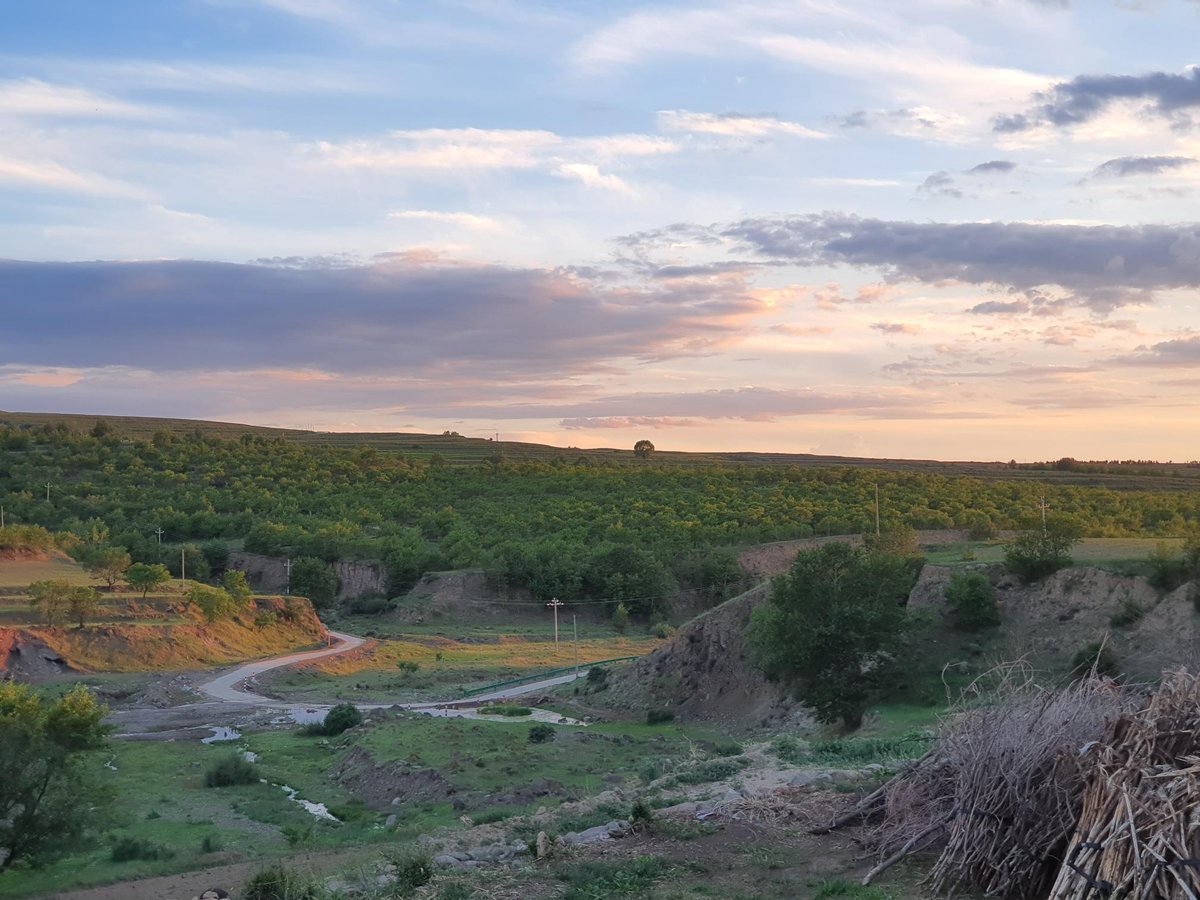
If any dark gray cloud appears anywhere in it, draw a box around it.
[719,214,1200,311]
[0,257,764,378]
[967,160,1017,175]
[1091,155,1196,178]
[996,67,1200,132]
[1112,335,1200,366]
[917,171,962,198]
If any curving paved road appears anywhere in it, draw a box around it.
[199,629,364,705]
[196,628,588,710]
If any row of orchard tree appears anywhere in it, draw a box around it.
[3,424,1200,616]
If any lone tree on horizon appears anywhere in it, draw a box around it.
[634,439,655,459]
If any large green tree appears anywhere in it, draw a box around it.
[27,580,72,626]
[124,562,171,599]
[749,542,921,730]
[81,547,132,588]
[290,556,339,609]
[0,683,111,871]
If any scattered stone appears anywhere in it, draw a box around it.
[199,890,230,899]
[789,771,833,788]
[721,788,742,802]
[435,855,464,870]
[535,831,552,859]
[384,814,397,828]
[560,819,629,846]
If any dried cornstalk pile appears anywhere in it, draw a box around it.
[814,664,1132,897]
[1046,670,1200,900]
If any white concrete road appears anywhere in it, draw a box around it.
[199,629,364,705]
[197,628,589,710]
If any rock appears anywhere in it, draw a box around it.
[385,814,398,827]
[390,797,402,806]
[535,831,552,858]
[561,819,630,846]
[721,788,742,802]
[435,855,465,870]
[829,769,860,784]
[450,850,471,861]
[789,771,833,788]
[655,801,698,817]
[199,891,230,899]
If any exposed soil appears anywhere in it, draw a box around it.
[738,528,969,579]
[330,745,460,809]
[602,583,812,732]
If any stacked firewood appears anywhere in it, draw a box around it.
[1047,671,1200,900]
[818,669,1200,898]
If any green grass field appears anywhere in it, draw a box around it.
[923,536,1182,569]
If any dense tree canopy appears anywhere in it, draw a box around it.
[0,683,110,871]
[1,423,1198,614]
[749,542,922,730]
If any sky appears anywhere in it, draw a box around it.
[3,0,1200,461]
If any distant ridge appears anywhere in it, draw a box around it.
[3,409,1198,490]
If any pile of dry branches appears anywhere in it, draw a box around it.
[815,664,1130,897]
[818,667,1200,898]
[1047,670,1200,900]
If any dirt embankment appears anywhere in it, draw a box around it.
[227,551,387,601]
[607,562,1196,731]
[604,584,812,731]
[909,564,1198,679]
[0,595,325,677]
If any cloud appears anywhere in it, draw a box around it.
[554,163,634,195]
[720,213,1200,311]
[967,160,1017,175]
[657,110,825,139]
[871,322,921,335]
[387,210,503,231]
[559,416,704,429]
[0,256,770,380]
[1112,335,1200,367]
[995,67,1200,132]
[426,386,968,422]
[0,78,160,119]
[1090,155,1196,178]
[917,171,963,198]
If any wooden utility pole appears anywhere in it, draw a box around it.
[1,506,5,528]
[284,558,292,595]
[874,483,881,536]
[547,597,563,651]
[45,482,51,502]
[180,547,186,584]
[573,615,579,675]
[1038,497,1049,531]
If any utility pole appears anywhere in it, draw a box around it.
[874,483,881,536]
[154,527,164,545]
[180,547,186,584]
[1,506,5,529]
[284,558,292,595]
[45,482,51,503]
[573,615,579,675]
[547,597,563,651]
[1038,497,1049,532]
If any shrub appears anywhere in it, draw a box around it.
[1109,597,1146,628]
[674,757,747,785]
[320,703,362,736]
[1072,642,1121,679]
[612,602,630,633]
[396,660,420,674]
[1147,542,1190,591]
[347,595,393,615]
[243,865,323,900]
[388,850,434,892]
[200,834,224,853]
[1003,520,1081,583]
[943,572,999,631]
[204,753,260,787]
[290,557,339,609]
[769,734,811,764]
[646,709,675,725]
[586,667,609,690]
[561,856,668,900]
[528,723,556,744]
[110,836,175,862]
[649,621,676,639]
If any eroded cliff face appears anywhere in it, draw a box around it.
[605,563,1197,730]
[227,551,387,600]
